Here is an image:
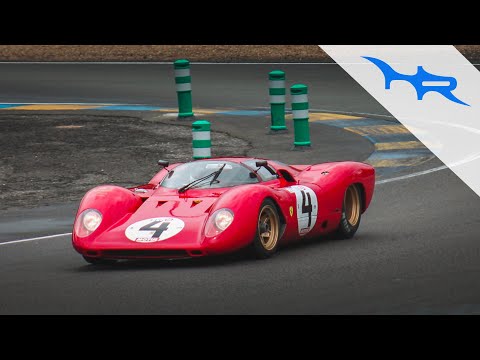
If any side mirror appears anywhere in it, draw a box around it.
[255,160,268,168]
[254,160,278,177]
[158,160,170,168]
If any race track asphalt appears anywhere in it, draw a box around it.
[0,63,388,115]
[1,63,479,314]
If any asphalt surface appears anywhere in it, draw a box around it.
[0,63,389,115]
[1,64,480,314]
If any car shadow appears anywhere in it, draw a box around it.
[74,249,253,272]
[73,233,364,272]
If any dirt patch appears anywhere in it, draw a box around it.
[0,45,479,63]
[0,113,248,210]
[0,45,327,62]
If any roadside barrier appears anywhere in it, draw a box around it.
[291,84,311,148]
[192,120,211,159]
[269,70,287,132]
[174,59,194,118]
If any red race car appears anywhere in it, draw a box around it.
[72,157,375,264]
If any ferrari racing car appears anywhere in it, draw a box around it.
[72,157,375,263]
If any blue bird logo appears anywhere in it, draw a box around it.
[363,56,469,106]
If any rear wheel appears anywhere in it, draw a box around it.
[82,256,117,265]
[252,199,281,259]
[335,184,362,239]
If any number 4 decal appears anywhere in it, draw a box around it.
[286,185,319,235]
[125,217,186,243]
[139,220,171,238]
[300,190,313,227]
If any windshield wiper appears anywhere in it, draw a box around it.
[178,164,226,193]
[209,163,226,185]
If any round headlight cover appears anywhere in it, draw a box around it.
[205,208,234,237]
[215,209,234,231]
[74,209,103,237]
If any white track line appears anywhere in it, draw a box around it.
[376,165,448,185]
[376,150,480,185]
[0,232,71,246]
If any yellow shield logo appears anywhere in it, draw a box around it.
[289,206,294,217]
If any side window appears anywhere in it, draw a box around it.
[243,160,278,181]
[220,166,259,184]
[256,167,277,181]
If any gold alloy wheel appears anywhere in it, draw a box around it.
[345,185,361,227]
[258,205,279,251]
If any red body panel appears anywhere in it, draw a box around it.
[72,157,375,259]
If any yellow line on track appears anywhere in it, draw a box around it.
[308,113,361,121]
[10,104,102,111]
[367,156,434,168]
[285,112,362,121]
[375,141,426,151]
[345,125,410,136]
[154,108,229,114]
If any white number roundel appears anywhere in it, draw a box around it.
[125,217,185,243]
[286,185,318,235]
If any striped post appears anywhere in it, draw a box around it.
[174,59,194,118]
[291,84,311,147]
[192,120,211,159]
[269,70,287,132]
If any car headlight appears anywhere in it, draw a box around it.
[74,209,103,238]
[205,208,234,237]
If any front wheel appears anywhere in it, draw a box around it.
[251,199,281,259]
[335,184,362,239]
[82,256,117,265]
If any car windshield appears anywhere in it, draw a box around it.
[160,160,259,190]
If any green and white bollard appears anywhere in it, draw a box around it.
[291,84,311,147]
[269,70,287,132]
[192,120,211,159]
[174,59,194,118]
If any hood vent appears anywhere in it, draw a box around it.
[157,201,168,208]
[191,199,203,208]
[204,204,214,214]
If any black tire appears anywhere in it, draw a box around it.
[335,184,362,239]
[252,199,281,259]
[82,256,117,265]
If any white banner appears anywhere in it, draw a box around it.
[320,45,480,197]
